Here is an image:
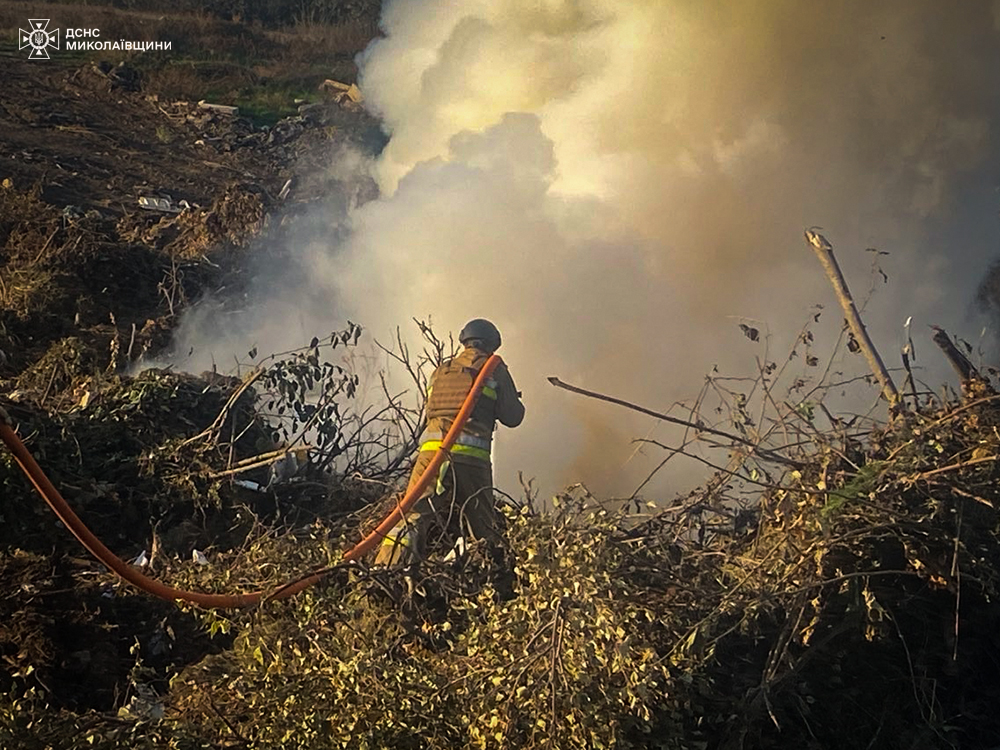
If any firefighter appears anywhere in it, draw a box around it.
[374,319,524,567]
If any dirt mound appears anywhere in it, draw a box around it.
[116,181,267,260]
[0,186,167,373]
[1,49,383,391]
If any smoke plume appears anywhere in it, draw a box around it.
[171,0,1000,499]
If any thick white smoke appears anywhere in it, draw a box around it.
[171,0,1000,499]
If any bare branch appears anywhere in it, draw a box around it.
[547,376,802,467]
[930,325,980,385]
[804,229,900,410]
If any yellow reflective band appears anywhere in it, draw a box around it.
[481,385,497,400]
[381,532,411,548]
[420,440,491,462]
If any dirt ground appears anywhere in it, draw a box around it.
[2,54,261,212]
[0,50,383,210]
[0,39,384,729]
[0,48,383,369]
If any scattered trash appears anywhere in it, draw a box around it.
[234,479,264,492]
[198,100,239,116]
[442,536,466,562]
[118,682,165,721]
[268,446,310,487]
[298,102,324,118]
[192,549,209,565]
[137,196,191,214]
[130,550,149,568]
[320,79,362,104]
[278,178,293,200]
[138,196,181,213]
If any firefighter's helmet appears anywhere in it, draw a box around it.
[459,319,502,352]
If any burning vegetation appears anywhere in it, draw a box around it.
[2,4,1000,749]
[3,201,1000,749]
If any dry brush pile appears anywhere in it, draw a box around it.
[2,247,1000,749]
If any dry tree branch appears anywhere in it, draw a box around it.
[930,482,995,509]
[901,347,919,409]
[912,454,998,481]
[179,368,265,448]
[28,227,59,267]
[630,380,711,499]
[951,499,964,663]
[804,229,900,410]
[930,325,981,386]
[547,376,802,467]
[207,446,310,480]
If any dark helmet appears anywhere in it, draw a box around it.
[459,318,502,352]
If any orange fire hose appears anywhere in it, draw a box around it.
[0,355,501,608]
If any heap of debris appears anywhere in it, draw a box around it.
[0,334,390,744]
[3,261,1000,749]
[5,360,1000,748]
[4,49,1000,750]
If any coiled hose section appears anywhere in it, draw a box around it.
[0,354,501,608]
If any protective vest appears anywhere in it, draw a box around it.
[421,350,499,463]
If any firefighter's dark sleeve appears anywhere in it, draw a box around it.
[495,364,525,428]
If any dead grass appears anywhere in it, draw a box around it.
[276,16,380,56]
[0,2,188,43]
[0,1,377,60]
[0,0,377,121]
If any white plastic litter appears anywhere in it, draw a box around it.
[443,536,466,562]
[137,196,181,213]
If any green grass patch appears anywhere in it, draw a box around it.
[231,79,325,127]
[822,460,887,518]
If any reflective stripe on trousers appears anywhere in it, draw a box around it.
[420,429,492,451]
[419,439,490,463]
